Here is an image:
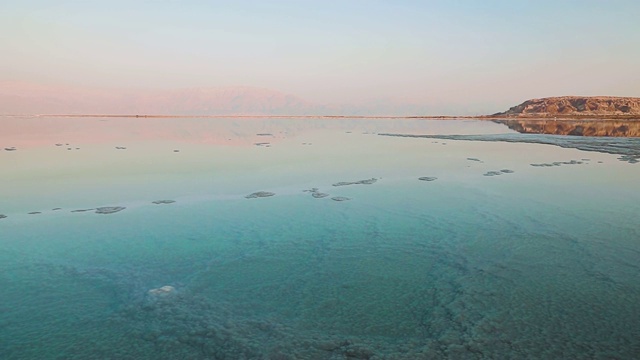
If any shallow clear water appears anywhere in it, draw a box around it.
[1,117,639,359]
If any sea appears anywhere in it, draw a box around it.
[1,116,639,359]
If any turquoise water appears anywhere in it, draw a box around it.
[1,118,640,359]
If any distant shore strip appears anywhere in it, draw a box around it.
[4,114,640,121]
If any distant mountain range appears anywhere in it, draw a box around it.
[0,81,465,116]
[4,83,637,118]
[0,82,315,115]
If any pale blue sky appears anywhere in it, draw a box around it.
[1,0,639,112]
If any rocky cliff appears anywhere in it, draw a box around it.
[494,96,640,118]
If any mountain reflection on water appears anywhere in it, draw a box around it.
[494,119,640,137]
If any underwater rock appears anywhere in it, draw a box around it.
[148,285,176,297]
[245,191,275,199]
[52,208,62,211]
[152,200,176,205]
[256,133,273,136]
[55,143,63,146]
[4,147,16,151]
[0,214,7,219]
[173,149,180,152]
[331,196,351,201]
[467,157,482,162]
[254,142,270,147]
[28,212,42,215]
[332,178,378,186]
[418,177,438,181]
[95,206,126,214]
[500,169,514,173]
[71,208,95,213]
[115,146,127,150]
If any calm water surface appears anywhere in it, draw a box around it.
[1,117,639,359]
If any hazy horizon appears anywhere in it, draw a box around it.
[2,1,639,114]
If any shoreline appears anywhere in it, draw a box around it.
[2,114,640,121]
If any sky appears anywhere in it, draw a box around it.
[1,0,639,114]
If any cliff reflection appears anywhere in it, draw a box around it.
[495,119,640,137]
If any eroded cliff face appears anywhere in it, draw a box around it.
[495,120,640,137]
[495,96,640,117]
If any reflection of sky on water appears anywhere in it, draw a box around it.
[0,117,637,214]
[0,117,513,148]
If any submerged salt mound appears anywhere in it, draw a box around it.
[332,178,378,187]
[331,196,351,201]
[531,160,585,167]
[332,178,378,186]
[245,191,275,199]
[304,187,330,198]
[152,200,176,205]
[95,206,126,214]
[418,177,438,182]
[148,285,176,297]
[0,214,7,219]
[379,133,640,163]
[121,288,388,359]
[482,169,514,176]
[144,285,179,307]
[619,155,639,163]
